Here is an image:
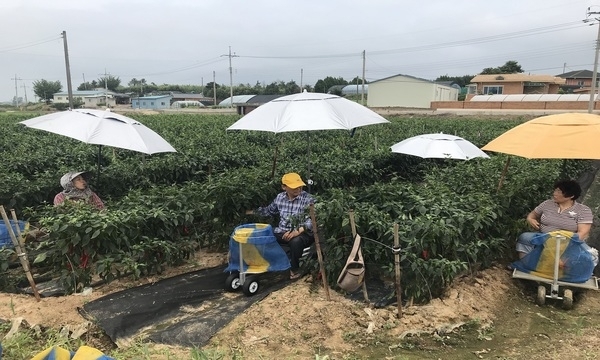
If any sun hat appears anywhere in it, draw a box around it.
[281,172,306,189]
[60,171,86,189]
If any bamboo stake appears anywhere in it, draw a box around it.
[393,223,402,318]
[10,209,25,248]
[348,210,369,302]
[309,203,330,301]
[0,206,40,301]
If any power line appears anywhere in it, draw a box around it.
[120,57,225,78]
[0,36,62,53]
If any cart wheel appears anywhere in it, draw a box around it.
[225,272,241,292]
[243,276,260,296]
[536,285,546,305]
[563,289,574,310]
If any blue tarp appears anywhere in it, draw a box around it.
[225,223,290,274]
[512,231,595,283]
[0,220,26,248]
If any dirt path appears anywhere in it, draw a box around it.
[1,254,599,359]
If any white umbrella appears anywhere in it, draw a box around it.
[390,133,489,160]
[227,91,389,132]
[227,91,389,188]
[20,108,176,179]
[20,108,176,154]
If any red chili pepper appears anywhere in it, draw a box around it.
[80,252,89,269]
[422,250,429,260]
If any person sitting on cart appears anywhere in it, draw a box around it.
[516,179,593,260]
[247,172,315,280]
[54,171,105,210]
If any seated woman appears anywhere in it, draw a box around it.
[516,179,593,259]
[53,171,105,210]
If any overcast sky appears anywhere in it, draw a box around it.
[1,0,598,102]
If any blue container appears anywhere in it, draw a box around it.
[0,220,26,248]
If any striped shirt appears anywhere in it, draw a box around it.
[534,199,593,233]
[256,191,315,234]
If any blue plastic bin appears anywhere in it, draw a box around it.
[0,220,26,249]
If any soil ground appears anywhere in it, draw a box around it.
[1,250,599,359]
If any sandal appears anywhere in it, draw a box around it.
[290,271,302,280]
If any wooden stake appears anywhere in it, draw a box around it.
[309,203,330,301]
[393,223,402,318]
[0,206,40,301]
[348,210,369,302]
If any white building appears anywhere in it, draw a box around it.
[367,74,459,109]
[53,90,117,107]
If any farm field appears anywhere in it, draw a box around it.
[0,111,598,359]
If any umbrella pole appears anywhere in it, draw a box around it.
[497,157,511,191]
[270,145,278,179]
[307,132,312,193]
[96,145,102,184]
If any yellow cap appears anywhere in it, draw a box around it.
[281,172,306,189]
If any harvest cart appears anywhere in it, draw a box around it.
[512,234,599,309]
[224,223,291,296]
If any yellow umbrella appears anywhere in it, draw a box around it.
[482,112,600,190]
[482,113,600,159]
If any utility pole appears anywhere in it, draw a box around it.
[21,84,28,109]
[83,73,86,90]
[11,74,21,108]
[586,7,600,113]
[213,71,216,106]
[62,31,74,109]
[221,46,238,108]
[361,50,366,105]
[300,68,303,92]
[99,69,110,108]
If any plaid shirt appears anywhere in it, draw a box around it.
[256,191,314,234]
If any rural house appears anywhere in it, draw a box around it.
[367,74,459,109]
[131,95,172,110]
[556,70,596,93]
[466,74,565,99]
[53,89,129,107]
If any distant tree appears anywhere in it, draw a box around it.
[96,75,121,91]
[480,60,523,74]
[77,80,99,91]
[314,76,348,93]
[435,74,475,88]
[348,76,367,85]
[12,96,23,107]
[284,80,300,94]
[236,83,256,95]
[33,79,62,103]
[128,78,147,87]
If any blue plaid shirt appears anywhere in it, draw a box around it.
[256,191,315,234]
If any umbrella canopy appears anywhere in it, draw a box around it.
[227,91,389,133]
[481,113,600,159]
[391,133,490,160]
[227,91,389,189]
[20,108,176,155]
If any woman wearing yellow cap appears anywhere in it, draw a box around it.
[248,172,315,280]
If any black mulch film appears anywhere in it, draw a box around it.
[80,265,291,347]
